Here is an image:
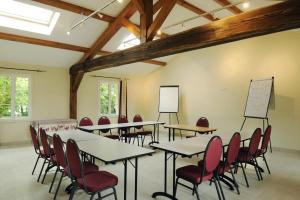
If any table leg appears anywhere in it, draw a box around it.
[157,124,160,142]
[124,160,127,200]
[168,128,171,142]
[173,128,175,141]
[134,157,138,200]
[172,153,176,197]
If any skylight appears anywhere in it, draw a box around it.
[118,34,140,50]
[0,0,60,35]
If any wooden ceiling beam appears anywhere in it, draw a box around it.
[70,1,300,73]
[132,0,144,13]
[120,18,141,37]
[214,0,243,14]
[0,32,89,52]
[153,0,164,14]
[140,0,153,43]
[32,0,115,23]
[147,0,177,41]
[79,2,137,63]
[177,0,218,21]
[97,50,166,66]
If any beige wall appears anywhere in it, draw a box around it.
[0,62,69,145]
[138,30,300,150]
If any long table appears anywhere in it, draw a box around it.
[47,129,155,200]
[78,121,165,144]
[150,134,244,200]
[164,124,217,141]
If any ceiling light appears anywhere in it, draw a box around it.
[243,2,250,9]
[66,31,70,35]
[97,13,103,18]
[117,0,123,3]
[157,29,162,35]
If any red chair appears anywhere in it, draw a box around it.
[218,132,241,195]
[236,128,262,187]
[29,125,42,175]
[39,128,57,183]
[66,139,118,200]
[174,136,224,200]
[133,114,153,147]
[79,117,93,126]
[187,117,210,138]
[255,125,272,174]
[118,115,138,144]
[98,116,119,140]
[50,134,98,199]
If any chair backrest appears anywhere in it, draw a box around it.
[249,128,262,156]
[225,132,241,167]
[118,115,128,132]
[261,125,272,153]
[203,136,223,174]
[66,139,83,179]
[79,117,93,126]
[196,117,209,128]
[40,128,51,157]
[29,125,40,152]
[53,134,67,168]
[133,114,143,129]
[98,116,111,133]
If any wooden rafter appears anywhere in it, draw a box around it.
[79,2,137,63]
[132,0,144,13]
[140,0,153,43]
[70,0,300,73]
[147,0,177,41]
[177,0,218,21]
[214,0,243,14]
[0,32,166,66]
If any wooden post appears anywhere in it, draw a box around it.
[70,72,84,119]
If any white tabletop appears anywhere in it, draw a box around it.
[79,121,165,131]
[151,133,246,157]
[47,129,154,163]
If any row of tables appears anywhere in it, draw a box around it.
[47,121,222,200]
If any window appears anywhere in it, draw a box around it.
[0,74,31,120]
[99,81,119,115]
[0,0,60,35]
[118,33,140,50]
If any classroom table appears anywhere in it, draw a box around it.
[47,129,154,200]
[78,121,165,144]
[164,124,217,141]
[150,134,244,200]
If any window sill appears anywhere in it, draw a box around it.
[0,118,32,123]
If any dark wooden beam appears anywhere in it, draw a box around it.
[153,0,164,14]
[79,2,137,62]
[132,0,144,13]
[214,0,243,14]
[140,0,153,43]
[0,32,89,52]
[70,71,84,119]
[147,0,177,40]
[70,1,300,74]
[177,0,218,21]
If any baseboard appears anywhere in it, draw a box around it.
[272,147,300,154]
[0,140,31,147]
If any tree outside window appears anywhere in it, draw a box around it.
[99,81,119,116]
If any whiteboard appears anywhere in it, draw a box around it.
[159,86,179,113]
[244,78,274,118]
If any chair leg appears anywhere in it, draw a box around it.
[194,184,200,200]
[53,172,64,200]
[240,162,249,187]
[49,167,59,193]
[113,187,118,200]
[213,178,222,200]
[254,158,263,181]
[174,177,179,198]
[97,192,102,200]
[69,186,76,200]
[32,155,40,175]
[42,161,51,184]
[229,168,240,195]
[37,158,47,182]
[262,154,271,174]
[216,174,225,200]
[90,193,95,200]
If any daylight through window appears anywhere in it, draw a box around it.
[99,81,119,115]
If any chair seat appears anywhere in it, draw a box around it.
[121,133,138,138]
[104,135,120,140]
[137,131,152,136]
[64,162,98,176]
[77,171,118,192]
[176,165,213,184]
[237,147,252,162]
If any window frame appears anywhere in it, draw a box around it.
[98,79,120,117]
[0,72,32,121]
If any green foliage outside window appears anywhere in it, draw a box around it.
[0,76,11,117]
[99,82,118,115]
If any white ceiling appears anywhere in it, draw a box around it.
[0,0,280,76]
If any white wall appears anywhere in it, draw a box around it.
[138,30,300,151]
[0,62,69,145]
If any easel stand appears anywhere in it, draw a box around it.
[240,117,272,153]
[157,113,182,140]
